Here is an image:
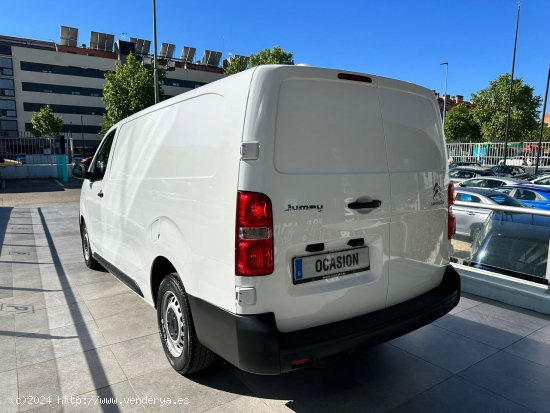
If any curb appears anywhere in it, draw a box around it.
[454,263,550,315]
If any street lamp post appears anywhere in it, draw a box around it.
[535,64,550,175]
[80,115,85,157]
[441,62,449,129]
[503,0,521,166]
[152,0,159,104]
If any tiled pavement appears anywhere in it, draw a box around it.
[1,202,550,412]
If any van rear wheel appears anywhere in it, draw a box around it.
[81,221,102,270]
[157,273,215,375]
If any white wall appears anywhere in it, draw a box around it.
[0,164,73,179]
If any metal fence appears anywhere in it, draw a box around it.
[3,136,550,168]
[446,141,550,167]
[0,137,60,164]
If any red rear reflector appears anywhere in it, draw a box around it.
[236,191,274,276]
[291,357,313,369]
[448,208,456,239]
[237,191,272,227]
[448,182,455,206]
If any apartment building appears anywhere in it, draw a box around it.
[0,27,226,154]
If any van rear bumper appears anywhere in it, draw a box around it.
[188,264,460,375]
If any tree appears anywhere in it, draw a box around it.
[224,46,294,75]
[526,122,550,142]
[224,57,248,75]
[444,103,481,141]
[102,53,164,133]
[471,74,541,142]
[31,104,63,139]
[249,46,294,67]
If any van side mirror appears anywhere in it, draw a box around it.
[72,162,89,179]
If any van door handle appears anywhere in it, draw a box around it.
[348,200,381,209]
[97,190,104,198]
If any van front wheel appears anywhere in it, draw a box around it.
[157,273,215,375]
[81,221,101,270]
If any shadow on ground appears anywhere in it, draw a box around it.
[1,178,82,193]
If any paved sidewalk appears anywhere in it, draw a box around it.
[0,179,82,207]
[1,202,550,412]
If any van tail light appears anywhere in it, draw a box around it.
[447,183,456,239]
[236,191,274,276]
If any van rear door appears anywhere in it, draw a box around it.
[237,67,391,332]
[377,78,450,307]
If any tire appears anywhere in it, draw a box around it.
[81,221,102,270]
[157,273,215,375]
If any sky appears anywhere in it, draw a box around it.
[1,0,549,105]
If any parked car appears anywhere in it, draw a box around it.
[458,176,529,189]
[0,158,22,166]
[494,185,550,210]
[470,210,550,280]
[453,188,525,239]
[489,165,530,179]
[449,161,482,169]
[72,65,460,375]
[529,174,550,185]
[498,156,532,166]
[448,167,495,184]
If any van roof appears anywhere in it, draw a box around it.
[106,65,436,134]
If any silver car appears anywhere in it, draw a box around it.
[449,167,495,184]
[457,176,528,189]
[453,188,525,239]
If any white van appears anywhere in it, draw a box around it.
[73,65,460,375]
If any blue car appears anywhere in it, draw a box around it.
[494,185,550,210]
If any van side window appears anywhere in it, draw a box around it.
[91,130,116,180]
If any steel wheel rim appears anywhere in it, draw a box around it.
[161,290,185,358]
[82,227,90,261]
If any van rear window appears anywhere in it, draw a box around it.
[274,79,388,174]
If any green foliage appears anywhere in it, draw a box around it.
[526,122,550,142]
[249,46,294,67]
[101,54,164,133]
[30,104,63,138]
[224,57,248,75]
[225,46,294,75]
[444,103,481,141]
[471,73,541,142]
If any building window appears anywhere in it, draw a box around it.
[22,82,103,97]
[0,57,13,76]
[0,120,17,137]
[0,99,16,117]
[0,45,12,56]
[25,122,101,135]
[163,77,206,89]
[0,78,15,96]
[20,62,106,79]
[23,102,105,116]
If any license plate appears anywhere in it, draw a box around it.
[293,247,370,284]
